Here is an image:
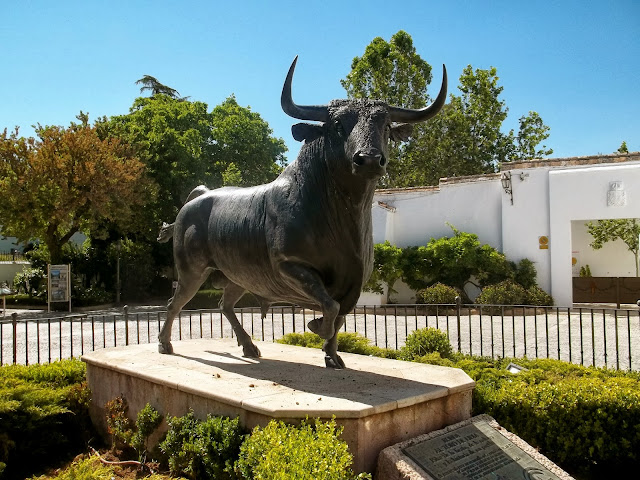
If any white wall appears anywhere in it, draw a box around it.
[369,158,640,307]
[571,221,638,277]
[501,168,553,294]
[549,162,640,306]
[375,176,502,249]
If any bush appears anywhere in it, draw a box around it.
[29,454,115,480]
[416,283,459,305]
[399,327,454,360]
[277,332,398,359]
[13,267,46,297]
[476,280,526,306]
[513,258,537,289]
[235,418,370,480]
[470,358,640,473]
[524,285,554,306]
[0,360,92,479]
[159,411,245,480]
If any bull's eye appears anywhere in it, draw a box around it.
[334,120,345,136]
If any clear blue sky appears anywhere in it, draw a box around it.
[2,0,638,163]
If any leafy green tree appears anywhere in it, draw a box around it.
[0,115,150,264]
[210,96,286,187]
[342,31,553,187]
[586,219,640,276]
[341,30,433,109]
[617,141,628,153]
[363,241,403,302]
[105,94,286,229]
[510,111,553,161]
[135,74,181,99]
[399,225,512,295]
[340,30,435,186]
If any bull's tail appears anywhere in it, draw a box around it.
[157,222,175,243]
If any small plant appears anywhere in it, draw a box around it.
[416,283,459,305]
[235,418,370,480]
[400,327,454,360]
[131,403,163,463]
[105,396,134,450]
[159,411,245,480]
[579,264,592,277]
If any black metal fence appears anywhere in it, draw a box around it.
[1,304,639,370]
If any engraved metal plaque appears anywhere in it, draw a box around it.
[403,420,562,480]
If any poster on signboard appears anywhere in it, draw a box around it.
[48,264,71,311]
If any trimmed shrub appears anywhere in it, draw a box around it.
[400,327,454,360]
[471,359,640,472]
[0,360,92,479]
[524,285,554,306]
[416,283,459,305]
[476,280,526,306]
[235,418,370,480]
[277,332,399,359]
[159,411,245,480]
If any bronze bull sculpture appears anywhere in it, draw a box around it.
[158,56,447,368]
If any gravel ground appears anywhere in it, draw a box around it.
[1,303,639,370]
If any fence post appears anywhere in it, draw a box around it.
[12,313,17,365]
[455,296,462,352]
[124,305,129,346]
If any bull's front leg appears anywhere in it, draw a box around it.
[278,261,339,340]
[323,315,346,369]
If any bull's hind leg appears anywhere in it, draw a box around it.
[220,282,261,358]
[158,271,208,354]
[323,315,346,369]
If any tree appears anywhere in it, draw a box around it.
[618,141,628,153]
[363,241,403,302]
[510,111,553,161]
[0,115,150,264]
[340,30,435,185]
[105,94,286,228]
[586,219,640,276]
[210,96,287,187]
[398,225,512,295]
[135,75,181,99]
[341,30,433,109]
[342,31,553,187]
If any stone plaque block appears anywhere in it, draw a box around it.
[377,415,574,480]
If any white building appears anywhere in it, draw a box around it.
[370,152,640,307]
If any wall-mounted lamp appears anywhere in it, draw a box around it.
[501,171,513,205]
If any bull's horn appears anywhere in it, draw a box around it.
[389,65,448,123]
[281,56,330,122]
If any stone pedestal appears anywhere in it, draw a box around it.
[83,339,474,474]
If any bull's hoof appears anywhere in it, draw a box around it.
[158,342,174,354]
[242,342,261,358]
[307,317,335,340]
[324,354,345,369]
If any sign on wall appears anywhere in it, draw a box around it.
[48,264,71,312]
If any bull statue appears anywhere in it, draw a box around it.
[158,56,447,368]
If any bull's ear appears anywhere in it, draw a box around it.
[291,123,323,142]
[390,123,413,142]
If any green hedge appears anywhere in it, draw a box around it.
[0,360,92,478]
[469,358,640,473]
[279,333,640,476]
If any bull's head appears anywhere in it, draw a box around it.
[281,56,447,179]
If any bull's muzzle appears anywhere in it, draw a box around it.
[353,150,387,177]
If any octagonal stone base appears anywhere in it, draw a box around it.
[83,339,474,474]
